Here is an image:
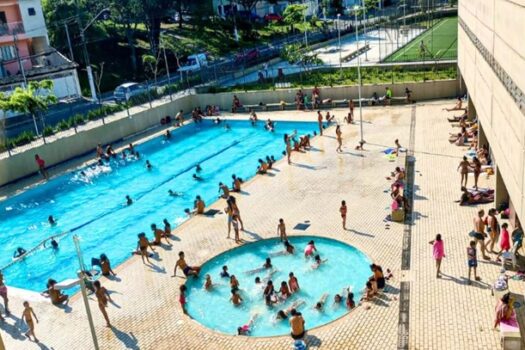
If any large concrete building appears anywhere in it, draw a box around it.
[0,0,81,102]
[458,0,525,228]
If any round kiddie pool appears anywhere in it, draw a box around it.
[184,236,371,337]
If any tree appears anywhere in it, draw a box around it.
[237,0,260,13]
[283,4,307,33]
[0,81,57,137]
[141,0,176,54]
[160,34,193,82]
[331,0,344,14]
[280,43,322,80]
[142,54,161,85]
[109,0,142,74]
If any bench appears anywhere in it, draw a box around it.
[500,311,521,350]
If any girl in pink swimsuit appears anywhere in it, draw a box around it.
[429,234,445,278]
[304,240,317,257]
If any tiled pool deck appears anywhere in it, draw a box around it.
[0,100,513,349]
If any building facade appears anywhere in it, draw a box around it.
[458,0,525,227]
[0,0,81,101]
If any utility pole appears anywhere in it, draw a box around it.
[13,33,27,86]
[74,0,99,101]
[64,23,74,61]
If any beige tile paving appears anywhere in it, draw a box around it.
[1,100,511,350]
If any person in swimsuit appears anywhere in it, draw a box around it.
[486,208,500,254]
[280,281,291,300]
[336,125,343,152]
[146,160,153,170]
[150,223,171,246]
[289,309,306,339]
[457,156,472,188]
[257,159,269,174]
[204,274,214,290]
[126,195,133,206]
[237,313,259,335]
[277,219,287,242]
[230,275,240,291]
[220,266,230,278]
[47,279,68,305]
[346,291,355,309]
[368,264,385,293]
[231,175,242,192]
[227,196,244,231]
[163,219,172,237]
[284,240,295,254]
[0,271,9,316]
[232,215,241,243]
[473,209,490,260]
[311,255,327,269]
[94,280,112,327]
[136,233,155,265]
[194,196,205,214]
[304,240,317,258]
[230,289,243,306]
[100,254,116,277]
[21,301,39,342]
[48,215,56,225]
[276,300,306,321]
[284,132,296,164]
[35,154,49,180]
[472,156,482,189]
[467,240,481,284]
[317,111,323,136]
[288,272,300,293]
[173,251,201,278]
[340,200,348,230]
[179,285,187,314]
[219,182,230,199]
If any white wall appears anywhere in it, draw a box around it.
[51,72,81,99]
[18,0,48,42]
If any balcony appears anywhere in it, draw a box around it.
[0,21,25,37]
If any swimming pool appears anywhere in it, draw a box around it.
[0,120,317,292]
[184,236,370,337]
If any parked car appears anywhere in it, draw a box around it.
[264,13,283,23]
[113,83,146,102]
[235,49,259,64]
[179,53,209,73]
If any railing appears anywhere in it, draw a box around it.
[0,21,25,37]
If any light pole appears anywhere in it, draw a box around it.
[232,2,239,42]
[337,13,342,77]
[361,0,368,61]
[354,6,364,144]
[73,235,100,350]
[77,7,110,102]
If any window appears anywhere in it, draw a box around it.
[28,8,36,16]
[0,12,7,24]
[0,45,15,61]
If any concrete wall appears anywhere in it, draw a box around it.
[19,0,48,41]
[458,0,525,224]
[195,80,461,111]
[0,95,194,186]
[0,79,460,187]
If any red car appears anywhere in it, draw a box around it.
[264,13,283,22]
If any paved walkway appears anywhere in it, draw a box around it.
[0,100,516,350]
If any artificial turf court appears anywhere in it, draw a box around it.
[385,16,458,62]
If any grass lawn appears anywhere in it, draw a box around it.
[385,16,458,62]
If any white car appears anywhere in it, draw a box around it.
[113,82,146,102]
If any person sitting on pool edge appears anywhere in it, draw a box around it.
[218,182,230,199]
[150,224,171,246]
[194,196,205,214]
[257,159,269,174]
[173,251,201,278]
[100,254,116,277]
[289,309,306,340]
[231,175,242,192]
[46,279,69,305]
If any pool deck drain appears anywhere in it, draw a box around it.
[397,105,416,350]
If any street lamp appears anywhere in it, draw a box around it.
[353,6,364,144]
[78,7,110,102]
[337,13,342,77]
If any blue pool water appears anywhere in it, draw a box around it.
[0,120,317,292]
[185,236,371,337]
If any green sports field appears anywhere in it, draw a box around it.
[385,16,458,62]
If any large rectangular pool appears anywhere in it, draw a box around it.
[0,120,317,292]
